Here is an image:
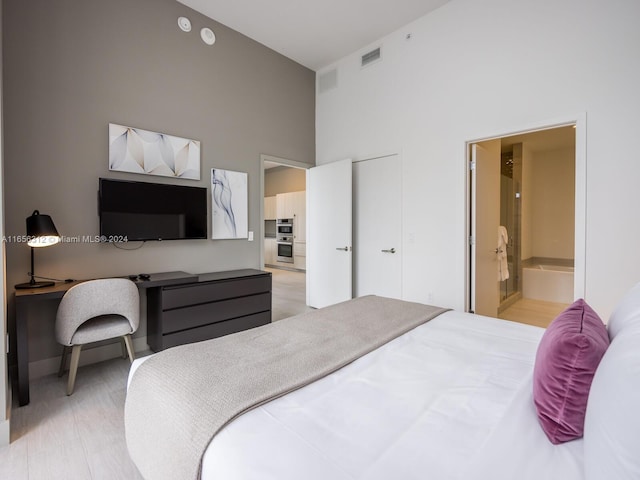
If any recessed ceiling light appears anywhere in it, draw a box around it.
[178,16,192,33]
[201,27,216,45]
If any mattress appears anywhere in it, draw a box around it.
[129,310,584,480]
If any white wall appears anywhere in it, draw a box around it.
[316,0,640,319]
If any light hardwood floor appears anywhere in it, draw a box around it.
[0,268,310,479]
[1,356,145,480]
[498,298,568,328]
[267,267,313,320]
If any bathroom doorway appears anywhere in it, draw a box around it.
[468,124,581,327]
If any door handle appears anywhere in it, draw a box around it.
[336,246,350,251]
[494,248,504,254]
[381,248,396,254]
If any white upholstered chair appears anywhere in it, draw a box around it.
[55,278,139,395]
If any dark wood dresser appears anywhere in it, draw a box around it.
[146,269,272,351]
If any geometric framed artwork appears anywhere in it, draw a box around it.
[109,123,201,180]
[211,168,248,239]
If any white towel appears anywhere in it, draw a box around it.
[498,226,509,281]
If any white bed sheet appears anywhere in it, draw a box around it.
[129,310,584,480]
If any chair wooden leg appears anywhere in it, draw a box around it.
[120,337,128,359]
[58,346,69,378]
[123,335,135,363]
[67,345,82,396]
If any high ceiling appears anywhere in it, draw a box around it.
[176,0,452,71]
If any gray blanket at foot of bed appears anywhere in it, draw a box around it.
[125,295,448,480]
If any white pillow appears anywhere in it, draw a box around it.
[583,328,640,479]
[607,282,640,340]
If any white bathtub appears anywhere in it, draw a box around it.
[523,264,574,304]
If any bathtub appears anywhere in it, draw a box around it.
[523,264,574,304]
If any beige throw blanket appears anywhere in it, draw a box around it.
[125,295,448,480]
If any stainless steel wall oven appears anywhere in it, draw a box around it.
[276,219,294,263]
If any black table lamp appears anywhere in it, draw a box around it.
[15,210,61,289]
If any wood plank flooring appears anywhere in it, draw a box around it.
[0,268,310,479]
[0,357,145,480]
[267,267,313,320]
[498,298,569,328]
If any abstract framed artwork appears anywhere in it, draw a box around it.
[109,123,201,180]
[211,168,248,239]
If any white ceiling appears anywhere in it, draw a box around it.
[176,0,452,71]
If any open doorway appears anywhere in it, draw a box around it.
[468,124,581,328]
[260,154,312,320]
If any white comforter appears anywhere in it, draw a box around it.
[129,310,584,480]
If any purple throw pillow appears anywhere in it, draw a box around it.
[533,299,610,444]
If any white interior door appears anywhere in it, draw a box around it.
[471,141,501,316]
[307,159,352,308]
[353,154,402,299]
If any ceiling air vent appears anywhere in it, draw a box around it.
[361,47,382,67]
[318,68,338,94]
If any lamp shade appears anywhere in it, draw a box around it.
[26,210,60,247]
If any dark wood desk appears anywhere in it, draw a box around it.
[14,271,198,406]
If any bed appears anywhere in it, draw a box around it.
[125,287,640,480]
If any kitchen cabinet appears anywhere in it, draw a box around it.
[293,255,306,270]
[293,241,306,270]
[264,196,277,220]
[276,191,305,231]
[264,237,277,266]
[276,192,293,219]
[291,191,306,243]
[274,191,306,271]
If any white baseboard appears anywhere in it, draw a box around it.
[28,336,149,380]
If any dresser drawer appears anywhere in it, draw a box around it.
[160,311,271,350]
[161,292,271,334]
[161,275,271,310]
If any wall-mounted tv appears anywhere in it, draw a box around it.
[99,178,207,241]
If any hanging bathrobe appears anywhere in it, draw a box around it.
[498,226,509,281]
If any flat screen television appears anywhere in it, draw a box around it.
[98,178,207,241]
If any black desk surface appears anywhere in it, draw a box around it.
[14,271,198,302]
[196,268,270,283]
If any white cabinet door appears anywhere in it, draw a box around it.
[292,191,306,242]
[276,191,305,221]
[276,193,293,219]
[264,237,276,265]
[264,196,277,220]
[293,254,306,270]
[294,241,306,271]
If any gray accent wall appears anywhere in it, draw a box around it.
[2,0,315,364]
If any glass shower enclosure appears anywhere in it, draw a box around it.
[499,144,522,306]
